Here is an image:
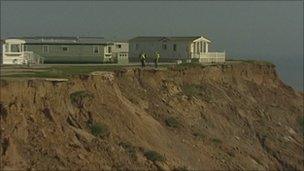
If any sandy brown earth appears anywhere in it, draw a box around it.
[0,62,303,170]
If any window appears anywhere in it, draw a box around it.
[107,46,112,53]
[173,44,177,51]
[5,44,9,52]
[24,45,27,51]
[203,42,207,53]
[93,46,99,54]
[11,44,21,52]
[116,44,122,48]
[62,46,68,52]
[43,45,49,53]
[135,44,139,50]
[196,43,200,53]
[162,44,167,50]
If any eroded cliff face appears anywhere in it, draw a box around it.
[0,62,303,170]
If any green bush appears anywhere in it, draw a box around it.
[300,116,304,134]
[165,117,180,128]
[0,102,8,119]
[193,132,205,140]
[0,80,8,87]
[144,150,165,162]
[212,138,222,145]
[119,141,136,158]
[90,122,109,137]
[182,84,203,97]
[173,166,189,171]
[70,90,94,108]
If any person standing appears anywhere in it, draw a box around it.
[140,52,146,68]
[154,52,160,68]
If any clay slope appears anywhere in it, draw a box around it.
[0,62,303,170]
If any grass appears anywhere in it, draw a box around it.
[227,59,274,66]
[70,90,94,108]
[90,122,109,138]
[171,62,203,71]
[144,150,165,162]
[2,65,124,79]
[165,117,180,128]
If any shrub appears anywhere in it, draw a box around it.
[70,90,94,108]
[0,102,8,120]
[165,117,180,128]
[173,62,202,71]
[119,141,136,158]
[0,80,8,87]
[193,131,205,140]
[90,122,109,138]
[173,166,189,171]
[212,138,222,145]
[181,84,202,97]
[300,116,304,134]
[144,150,165,162]
[42,107,55,122]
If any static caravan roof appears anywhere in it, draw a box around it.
[4,39,26,44]
[129,36,201,42]
[7,36,113,45]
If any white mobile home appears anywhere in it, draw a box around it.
[111,42,129,64]
[1,39,44,65]
[1,37,129,65]
[129,36,225,63]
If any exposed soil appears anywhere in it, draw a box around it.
[0,62,303,170]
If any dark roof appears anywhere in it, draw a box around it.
[129,36,200,42]
[7,36,112,45]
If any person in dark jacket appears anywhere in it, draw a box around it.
[154,52,160,68]
[140,52,146,68]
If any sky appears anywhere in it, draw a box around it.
[1,1,303,90]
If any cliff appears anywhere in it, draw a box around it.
[0,61,303,170]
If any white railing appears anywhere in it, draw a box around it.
[191,52,226,63]
[23,51,44,64]
[3,52,24,56]
[2,51,44,65]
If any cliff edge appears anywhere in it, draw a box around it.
[0,61,303,170]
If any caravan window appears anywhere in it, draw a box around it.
[173,44,177,51]
[135,44,139,50]
[62,46,68,52]
[107,46,112,53]
[5,44,9,52]
[116,44,122,48]
[43,45,49,53]
[93,46,99,54]
[11,44,21,52]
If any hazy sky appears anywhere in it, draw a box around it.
[1,1,303,90]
